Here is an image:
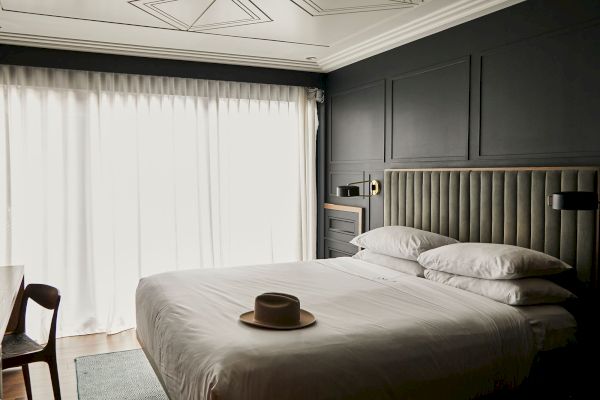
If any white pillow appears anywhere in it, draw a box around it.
[424,269,576,306]
[350,226,459,261]
[418,243,572,279]
[353,249,425,277]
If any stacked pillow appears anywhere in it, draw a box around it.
[350,226,459,277]
[353,250,426,277]
[417,243,576,306]
[349,226,576,306]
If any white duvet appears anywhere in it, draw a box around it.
[136,257,538,400]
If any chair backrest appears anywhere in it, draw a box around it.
[14,283,61,348]
[26,284,60,310]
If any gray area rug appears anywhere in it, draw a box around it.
[75,349,168,400]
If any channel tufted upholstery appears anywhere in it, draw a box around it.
[384,168,599,284]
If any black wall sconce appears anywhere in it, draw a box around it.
[336,180,381,197]
[547,191,599,210]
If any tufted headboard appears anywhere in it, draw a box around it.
[384,167,600,285]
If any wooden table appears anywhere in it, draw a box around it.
[0,265,24,396]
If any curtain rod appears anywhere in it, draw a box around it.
[307,88,324,103]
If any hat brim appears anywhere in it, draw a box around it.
[239,309,316,330]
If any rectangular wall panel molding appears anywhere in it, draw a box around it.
[329,80,385,164]
[390,57,470,162]
[477,20,600,160]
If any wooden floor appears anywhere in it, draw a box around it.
[2,329,140,400]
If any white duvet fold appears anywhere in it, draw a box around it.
[136,257,537,400]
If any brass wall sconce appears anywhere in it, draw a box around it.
[336,180,381,197]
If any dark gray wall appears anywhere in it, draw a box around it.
[320,0,600,258]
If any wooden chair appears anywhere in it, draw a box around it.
[1,284,61,399]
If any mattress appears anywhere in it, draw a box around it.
[136,257,548,400]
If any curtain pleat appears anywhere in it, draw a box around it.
[0,65,317,339]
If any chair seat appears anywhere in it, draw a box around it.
[3,283,62,399]
[2,333,44,360]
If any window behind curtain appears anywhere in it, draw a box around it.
[0,66,317,338]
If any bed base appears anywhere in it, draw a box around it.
[137,329,578,400]
[137,332,174,400]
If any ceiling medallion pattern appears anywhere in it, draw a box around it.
[129,0,272,31]
[290,0,425,16]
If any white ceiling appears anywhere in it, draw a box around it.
[0,0,523,72]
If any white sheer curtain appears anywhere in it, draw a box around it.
[0,65,317,339]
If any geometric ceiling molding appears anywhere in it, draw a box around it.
[130,0,272,31]
[290,0,426,16]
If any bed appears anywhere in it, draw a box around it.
[136,167,598,400]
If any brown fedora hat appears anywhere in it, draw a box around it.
[240,292,316,330]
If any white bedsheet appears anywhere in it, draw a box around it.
[515,305,576,352]
[136,257,538,400]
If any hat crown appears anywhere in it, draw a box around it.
[254,292,300,327]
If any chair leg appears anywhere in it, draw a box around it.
[22,364,33,400]
[47,356,61,400]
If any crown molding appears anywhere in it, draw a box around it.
[0,0,521,73]
[318,0,523,72]
[0,32,323,72]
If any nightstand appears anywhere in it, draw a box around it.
[323,203,363,258]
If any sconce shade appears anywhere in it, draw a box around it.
[337,185,360,197]
[551,191,598,210]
